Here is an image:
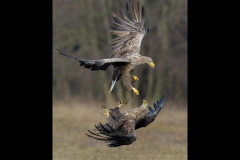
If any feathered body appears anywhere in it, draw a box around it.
[86,94,169,147]
[57,0,155,95]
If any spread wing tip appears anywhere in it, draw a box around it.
[56,46,82,61]
[148,94,169,115]
[86,122,136,147]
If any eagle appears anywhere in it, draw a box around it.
[57,0,155,96]
[86,94,168,147]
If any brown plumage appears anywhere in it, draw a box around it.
[86,94,168,147]
[56,0,155,95]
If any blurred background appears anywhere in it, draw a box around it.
[53,0,187,106]
[53,0,187,159]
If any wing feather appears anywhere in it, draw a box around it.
[148,106,155,113]
[131,0,138,22]
[109,30,130,38]
[113,15,132,28]
[125,2,134,22]
[110,0,149,58]
[111,37,127,45]
[111,25,128,31]
[86,122,137,147]
[57,46,130,71]
[137,1,141,22]
[141,7,145,25]
[118,9,134,24]
[135,94,169,130]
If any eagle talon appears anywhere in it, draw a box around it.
[132,88,139,96]
[101,105,106,109]
[131,75,138,82]
[101,108,109,117]
[123,100,129,105]
[117,99,129,107]
[118,98,122,104]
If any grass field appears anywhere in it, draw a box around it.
[53,100,187,160]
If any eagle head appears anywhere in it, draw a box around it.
[139,56,155,68]
[145,57,155,68]
[142,100,148,107]
[142,100,149,114]
[149,60,155,68]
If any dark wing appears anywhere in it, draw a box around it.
[110,0,149,58]
[93,107,121,132]
[56,46,130,71]
[108,106,121,121]
[135,94,169,130]
[86,122,137,147]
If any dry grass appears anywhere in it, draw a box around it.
[53,100,187,160]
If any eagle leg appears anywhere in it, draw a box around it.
[100,105,109,117]
[117,98,129,108]
[122,73,139,96]
[132,87,139,96]
[131,75,138,82]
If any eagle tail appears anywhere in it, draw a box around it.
[109,77,118,93]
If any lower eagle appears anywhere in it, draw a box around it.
[86,94,168,147]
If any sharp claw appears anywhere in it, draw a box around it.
[118,99,128,105]
[101,110,109,116]
[118,98,122,104]
[123,101,127,104]
[117,99,129,107]
[131,75,139,82]
[101,105,106,108]
[132,88,139,96]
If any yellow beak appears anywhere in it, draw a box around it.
[143,100,148,106]
[150,62,155,68]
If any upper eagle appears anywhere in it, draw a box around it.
[86,94,168,147]
[57,0,155,96]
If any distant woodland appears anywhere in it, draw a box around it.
[53,0,187,106]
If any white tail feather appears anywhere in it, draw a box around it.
[109,77,118,93]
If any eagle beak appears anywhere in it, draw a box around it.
[143,100,148,107]
[150,62,155,68]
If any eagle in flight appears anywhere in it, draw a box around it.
[86,94,168,147]
[57,0,155,95]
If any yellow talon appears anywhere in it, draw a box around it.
[101,105,109,117]
[118,98,122,104]
[131,75,138,82]
[117,98,129,107]
[101,109,109,117]
[132,87,139,96]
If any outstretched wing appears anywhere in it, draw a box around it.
[56,46,130,71]
[110,0,149,58]
[135,94,169,130]
[86,122,137,147]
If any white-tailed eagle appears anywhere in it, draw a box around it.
[86,94,168,147]
[57,0,155,95]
